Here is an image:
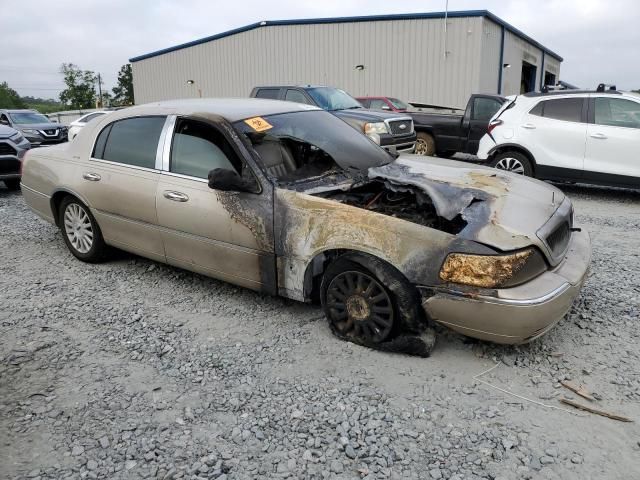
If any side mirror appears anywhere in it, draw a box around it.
[0,118,9,126]
[208,168,257,193]
[381,105,391,110]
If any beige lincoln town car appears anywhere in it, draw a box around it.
[20,99,591,356]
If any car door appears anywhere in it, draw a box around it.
[521,97,587,180]
[156,115,276,293]
[583,96,640,187]
[82,115,168,262]
[465,96,504,154]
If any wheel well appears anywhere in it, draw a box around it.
[490,145,536,173]
[302,249,408,304]
[50,191,74,227]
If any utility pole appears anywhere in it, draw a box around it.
[97,73,103,108]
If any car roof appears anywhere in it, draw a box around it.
[106,98,321,123]
[524,90,623,98]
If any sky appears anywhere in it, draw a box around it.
[2,0,638,100]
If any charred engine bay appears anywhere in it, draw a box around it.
[315,181,467,234]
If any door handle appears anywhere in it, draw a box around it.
[590,132,608,139]
[163,191,189,202]
[82,172,101,181]
[521,123,536,129]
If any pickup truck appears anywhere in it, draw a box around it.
[357,94,506,157]
[250,85,416,154]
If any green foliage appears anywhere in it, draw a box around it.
[59,63,96,109]
[0,82,26,108]
[112,64,134,106]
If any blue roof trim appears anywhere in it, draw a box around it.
[129,10,562,63]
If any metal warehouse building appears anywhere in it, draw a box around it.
[130,10,562,109]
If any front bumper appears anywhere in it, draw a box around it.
[379,133,417,154]
[420,230,591,344]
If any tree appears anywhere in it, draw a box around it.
[112,64,134,106]
[0,82,26,109]
[59,63,96,109]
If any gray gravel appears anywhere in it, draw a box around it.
[1,183,639,480]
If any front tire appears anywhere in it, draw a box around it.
[415,132,436,156]
[4,179,20,191]
[58,196,108,263]
[320,253,435,356]
[489,151,533,176]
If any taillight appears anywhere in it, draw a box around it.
[488,119,503,134]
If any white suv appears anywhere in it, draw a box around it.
[477,90,640,188]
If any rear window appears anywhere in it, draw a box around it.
[93,116,165,169]
[530,98,583,123]
[255,88,280,100]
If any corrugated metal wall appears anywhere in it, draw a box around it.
[132,17,486,109]
[478,18,502,94]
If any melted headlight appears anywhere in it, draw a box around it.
[439,248,548,288]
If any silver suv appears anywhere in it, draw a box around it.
[0,109,68,147]
[0,124,30,190]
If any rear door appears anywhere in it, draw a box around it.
[156,115,276,293]
[83,116,168,261]
[583,96,640,187]
[520,96,587,180]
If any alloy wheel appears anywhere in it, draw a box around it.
[325,270,394,343]
[64,203,94,254]
[414,139,428,155]
[495,157,525,174]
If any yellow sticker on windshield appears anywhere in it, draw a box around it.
[244,116,273,132]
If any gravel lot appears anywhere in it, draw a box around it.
[1,183,639,480]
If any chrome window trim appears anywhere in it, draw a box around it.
[160,170,208,183]
[88,157,161,174]
[155,115,174,170]
[160,115,177,171]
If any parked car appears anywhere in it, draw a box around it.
[477,90,640,188]
[395,94,506,157]
[68,111,111,140]
[20,99,591,354]
[250,85,416,154]
[0,124,31,190]
[0,109,68,147]
[356,96,411,113]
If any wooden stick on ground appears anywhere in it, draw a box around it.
[560,380,595,401]
[560,397,633,423]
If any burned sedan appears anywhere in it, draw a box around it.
[20,99,591,355]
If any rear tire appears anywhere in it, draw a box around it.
[320,253,435,356]
[4,179,20,191]
[489,151,533,176]
[58,196,108,263]
[415,132,436,156]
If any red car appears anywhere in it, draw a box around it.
[356,96,411,113]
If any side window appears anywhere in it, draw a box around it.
[0,114,10,125]
[170,118,240,179]
[472,98,502,121]
[284,89,310,105]
[94,116,165,168]
[594,98,640,129]
[255,88,280,100]
[531,98,583,123]
[369,99,390,110]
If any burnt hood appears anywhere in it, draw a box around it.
[368,156,568,256]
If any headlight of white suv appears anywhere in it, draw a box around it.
[10,132,25,143]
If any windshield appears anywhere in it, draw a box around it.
[389,98,410,110]
[306,87,363,111]
[9,112,50,124]
[234,110,392,184]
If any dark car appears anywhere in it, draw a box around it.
[250,85,416,154]
[0,124,31,190]
[360,94,507,157]
[0,109,68,147]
